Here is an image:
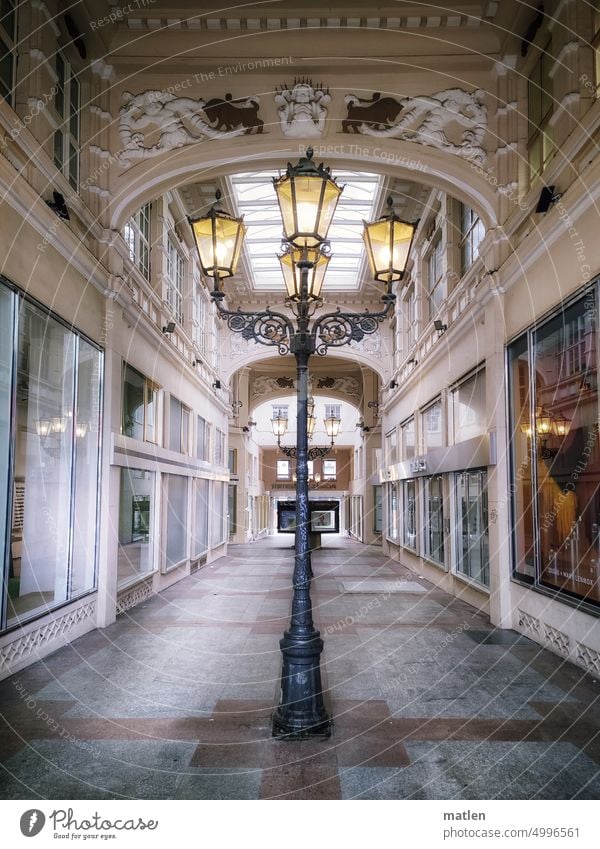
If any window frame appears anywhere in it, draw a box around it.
[459,204,485,275]
[401,478,418,551]
[322,459,337,480]
[426,232,444,320]
[124,203,151,281]
[53,49,80,189]
[276,459,291,480]
[0,0,17,106]
[423,474,446,567]
[122,362,159,444]
[527,40,554,179]
[166,235,185,324]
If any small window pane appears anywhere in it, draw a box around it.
[118,468,155,587]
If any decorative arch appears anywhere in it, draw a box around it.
[222,334,390,384]
[109,136,500,233]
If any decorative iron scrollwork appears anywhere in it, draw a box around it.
[216,303,294,355]
[311,300,393,356]
[280,444,332,460]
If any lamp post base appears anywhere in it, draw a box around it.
[272,631,332,738]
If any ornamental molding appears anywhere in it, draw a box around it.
[342,88,488,163]
[118,90,264,164]
[251,374,360,399]
[0,601,96,672]
[116,577,153,615]
[274,79,331,138]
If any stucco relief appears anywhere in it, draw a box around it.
[274,79,331,138]
[342,89,487,163]
[316,376,360,398]
[118,90,263,163]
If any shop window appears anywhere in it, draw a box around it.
[373,485,383,533]
[387,482,399,541]
[402,479,417,550]
[456,470,489,586]
[164,474,188,569]
[1,282,102,630]
[118,468,155,587]
[211,480,226,546]
[122,363,158,443]
[423,475,445,565]
[54,50,80,189]
[508,288,600,606]
[193,478,209,557]
[124,204,151,281]
[528,41,554,178]
[459,205,485,274]
[594,1,600,97]
[0,0,16,104]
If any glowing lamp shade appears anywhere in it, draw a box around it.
[189,190,246,288]
[271,415,288,439]
[552,415,571,437]
[279,246,330,301]
[307,413,317,438]
[363,196,416,283]
[35,419,52,438]
[324,414,341,440]
[520,421,533,438]
[536,409,553,436]
[273,147,342,248]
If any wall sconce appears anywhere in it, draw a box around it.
[535,185,561,214]
[407,357,418,366]
[162,321,176,334]
[434,320,447,335]
[213,379,222,390]
[389,380,398,389]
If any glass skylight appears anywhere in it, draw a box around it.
[228,170,383,291]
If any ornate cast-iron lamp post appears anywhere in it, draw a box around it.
[190,148,415,738]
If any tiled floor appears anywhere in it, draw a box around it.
[1,535,599,800]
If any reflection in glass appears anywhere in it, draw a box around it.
[424,475,444,564]
[451,369,486,443]
[193,478,209,556]
[402,479,417,549]
[118,468,155,587]
[0,285,14,616]
[456,470,489,586]
[423,401,443,451]
[165,474,188,568]
[387,483,398,540]
[534,293,599,603]
[8,301,75,624]
[211,481,226,546]
[508,335,535,580]
[71,340,102,596]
